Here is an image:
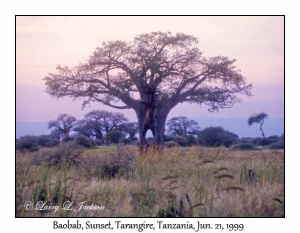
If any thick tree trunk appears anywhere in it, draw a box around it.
[132,86,176,154]
[135,102,169,153]
[152,110,167,148]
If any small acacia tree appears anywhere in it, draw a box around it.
[167,116,200,136]
[48,114,77,141]
[44,32,252,151]
[248,112,268,138]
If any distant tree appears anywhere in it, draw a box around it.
[86,110,128,135]
[50,128,63,140]
[119,122,139,140]
[48,114,77,141]
[44,32,252,151]
[105,130,125,144]
[248,112,268,138]
[166,117,200,136]
[197,126,238,147]
[73,120,96,138]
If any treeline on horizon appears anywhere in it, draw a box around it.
[16,110,284,152]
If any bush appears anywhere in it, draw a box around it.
[32,141,84,166]
[197,127,238,147]
[164,135,175,142]
[164,140,179,148]
[94,138,104,146]
[232,142,256,151]
[74,134,93,148]
[120,138,132,144]
[268,139,284,150]
[83,146,136,179]
[256,138,273,146]
[37,135,59,147]
[16,135,39,151]
[181,134,197,146]
[105,130,125,144]
[268,135,279,140]
[173,136,190,147]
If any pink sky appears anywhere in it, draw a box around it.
[16,16,284,122]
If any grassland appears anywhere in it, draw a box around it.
[16,145,284,217]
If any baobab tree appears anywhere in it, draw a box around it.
[44,32,252,151]
[85,110,128,134]
[248,112,268,138]
[167,116,200,136]
[48,114,77,141]
[74,110,128,139]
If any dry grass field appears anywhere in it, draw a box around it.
[16,144,284,217]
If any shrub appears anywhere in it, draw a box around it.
[32,141,84,166]
[256,138,273,146]
[37,135,59,147]
[232,142,256,151]
[82,146,136,179]
[251,137,262,144]
[197,127,238,147]
[74,134,93,148]
[164,140,179,148]
[268,139,284,150]
[256,135,280,146]
[94,138,104,146]
[105,130,125,144]
[120,138,132,144]
[173,136,190,147]
[268,135,279,140]
[164,135,175,142]
[16,135,39,151]
[181,134,197,146]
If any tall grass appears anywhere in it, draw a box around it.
[16,145,284,217]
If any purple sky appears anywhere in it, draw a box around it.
[16,16,284,123]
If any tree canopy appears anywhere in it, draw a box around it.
[48,114,77,141]
[166,116,200,136]
[248,112,268,138]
